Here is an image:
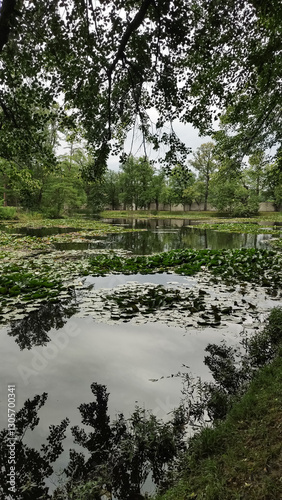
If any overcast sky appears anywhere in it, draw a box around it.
[57,113,212,171]
[107,120,212,171]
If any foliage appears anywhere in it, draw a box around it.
[188,143,218,210]
[41,162,87,218]
[165,166,196,209]
[244,150,269,198]
[103,170,122,210]
[57,383,186,500]
[265,149,282,210]
[148,170,167,211]
[0,205,17,219]
[86,248,282,289]
[156,322,282,500]
[0,262,63,302]
[209,170,259,216]
[1,0,281,175]
[0,392,69,499]
[119,156,155,210]
[179,307,282,428]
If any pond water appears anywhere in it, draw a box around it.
[53,217,275,252]
[1,217,282,496]
[1,218,278,254]
[1,269,281,492]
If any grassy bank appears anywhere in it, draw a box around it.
[101,210,217,219]
[101,210,282,222]
[155,355,282,500]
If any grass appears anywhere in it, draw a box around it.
[155,355,282,500]
[190,222,282,235]
[101,209,282,222]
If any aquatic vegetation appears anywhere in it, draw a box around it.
[0,218,146,258]
[2,216,146,232]
[0,262,63,308]
[269,237,282,249]
[191,222,282,234]
[86,248,282,289]
[101,210,282,222]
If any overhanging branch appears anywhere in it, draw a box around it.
[107,0,153,77]
[106,0,153,140]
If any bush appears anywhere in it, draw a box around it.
[0,206,17,219]
[230,199,259,217]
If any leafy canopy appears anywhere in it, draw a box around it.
[0,0,281,176]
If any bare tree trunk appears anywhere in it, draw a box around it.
[3,181,7,206]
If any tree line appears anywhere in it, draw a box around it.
[1,140,281,218]
[103,145,282,216]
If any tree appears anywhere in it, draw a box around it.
[41,158,87,217]
[148,170,166,211]
[104,170,122,210]
[167,165,196,210]
[264,150,282,211]
[119,156,154,209]
[1,0,281,177]
[244,150,269,198]
[0,392,69,499]
[62,383,185,500]
[209,161,259,216]
[188,143,218,210]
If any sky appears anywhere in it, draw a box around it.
[107,120,212,172]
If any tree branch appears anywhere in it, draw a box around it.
[106,0,153,141]
[107,0,153,78]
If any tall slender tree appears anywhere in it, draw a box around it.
[188,143,218,210]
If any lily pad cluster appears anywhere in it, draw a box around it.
[86,249,282,289]
[191,222,282,234]
[0,263,62,301]
[74,277,271,331]
[0,217,145,258]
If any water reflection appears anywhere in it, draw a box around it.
[8,296,78,350]
[54,225,273,254]
[0,218,277,254]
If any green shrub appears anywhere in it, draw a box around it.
[0,206,17,219]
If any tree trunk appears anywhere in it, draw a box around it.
[3,181,7,206]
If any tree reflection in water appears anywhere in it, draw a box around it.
[0,392,69,499]
[8,293,79,350]
[0,384,186,500]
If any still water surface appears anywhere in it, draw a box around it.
[1,217,281,494]
[55,217,275,252]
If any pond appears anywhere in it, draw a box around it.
[53,218,277,252]
[2,217,275,253]
[1,217,282,496]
